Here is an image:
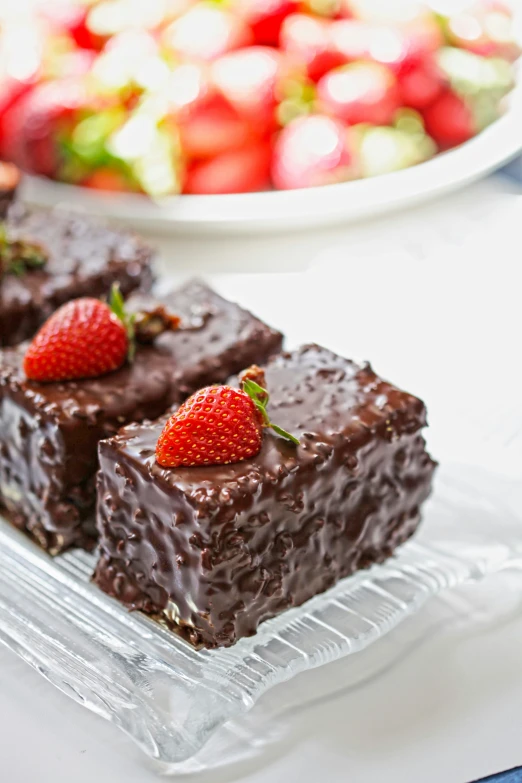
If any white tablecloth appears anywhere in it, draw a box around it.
[2,176,522,783]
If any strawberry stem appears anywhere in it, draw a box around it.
[242,379,300,446]
[109,284,181,363]
[109,283,136,362]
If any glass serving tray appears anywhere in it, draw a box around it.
[0,463,520,770]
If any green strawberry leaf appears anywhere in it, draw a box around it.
[109,283,135,362]
[242,378,300,446]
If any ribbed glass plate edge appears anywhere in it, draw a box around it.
[0,464,520,765]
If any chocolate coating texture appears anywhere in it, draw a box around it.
[0,203,154,347]
[127,283,283,402]
[0,281,283,552]
[94,344,437,648]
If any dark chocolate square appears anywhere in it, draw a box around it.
[0,203,154,347]
[0,281,283,552]
[94,344,436,648]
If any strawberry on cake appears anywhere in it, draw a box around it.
[94,344,436,648]
[0,280,282,553]
[0,192,154,347]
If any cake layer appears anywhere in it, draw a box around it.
[0,281,283,552]
[94,344,436,648]
[0,203,154,347]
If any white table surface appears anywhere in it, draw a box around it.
[2,176,522,783]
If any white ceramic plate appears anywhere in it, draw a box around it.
[20,83,522,236]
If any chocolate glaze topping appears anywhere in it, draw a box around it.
[127,282,283,402]
[94,344,437,648]
[0,281,283,552]
[0,203,154,347]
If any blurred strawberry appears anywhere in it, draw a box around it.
[331,19,409,71]
[300,0,345,18]
[164,62,256,159]
[180,93,255,159]
[86,0,169,48]
[82,167,135,192]
[422,89,475,150]
[237,0,298,45]
[271,114,355,190]
[347,0,430,25]
[184,142,272,194]
[2,78,92,177]
[39,4,104,51]
[400,14,444,61]
[0,79,37,161]
[331,16,442,74]
[317,61,400,126]
[0,21,44,158]
[336,0,355,17]
[444,2,521,62]
[211,46,301,133]
[280,15,345,83]
[398,55,445,110]
[163,4,253,62]
[158,0,195,25]
[437,46,514,120]
[41,39,97,82]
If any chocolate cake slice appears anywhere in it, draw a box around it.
[94,344,436,649]
[0,281,283,552]
[0,203,154,347]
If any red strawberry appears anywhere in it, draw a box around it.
[184,142,272,194]
[400,14,444,61]
[398,56,445,110]
[179,93,254,160]
[422,89,475,150]
[46,48,97,80]
[3,78,89,177]
[82,168,136,193]
[0,78,37,160]
[24,293,129,383]
[86,0,172,46]
[163,5,253,62]
[271,114,355,190]
[331,19,408,71]
[331,17,442,74]
[165,63,255,160]
[155,377,298,468]
[39,4,103,51]
[238,0,298,45]
[317,61,400,126]
[211,46,297,134]
[0,22,43,159]
[280,14,346,83]
[445,4,521,62]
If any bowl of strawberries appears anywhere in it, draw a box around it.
[0,0,520,232]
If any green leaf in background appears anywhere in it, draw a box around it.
[71,108,127,166]
[438,46,515,101]
[106,98,184,197]
[357,125,437,178]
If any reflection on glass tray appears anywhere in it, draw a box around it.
[0,463,520,770]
